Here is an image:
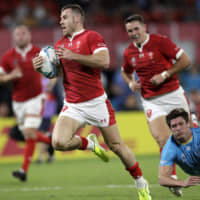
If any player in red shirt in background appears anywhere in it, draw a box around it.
[121,14,192,197]
[33,4,151,200]
[0,25,53,181]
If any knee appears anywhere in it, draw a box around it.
[52,138,71,151]
[52,138,66,150]
[154,134,169,148]
[23,128,37,139]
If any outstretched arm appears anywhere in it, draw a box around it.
[159,165,200,188]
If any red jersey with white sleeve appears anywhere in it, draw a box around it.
[0,45,42,102]
[55,30,107,103]
[122,34,183,98]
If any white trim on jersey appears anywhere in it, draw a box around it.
[68,29,85,41]
[93,47,108,54]
[0,66,6,74]
[15,44,32,59]
[176,49,184,59]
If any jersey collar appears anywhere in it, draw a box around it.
[133,33,149,52]
[68,29,85,41]
[15,44,32,58]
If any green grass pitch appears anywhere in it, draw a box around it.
[0,154,199,200]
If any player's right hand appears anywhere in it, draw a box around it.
[129,80,141,92]
[32,55,43,71]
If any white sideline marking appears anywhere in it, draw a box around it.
[0,186,61,192]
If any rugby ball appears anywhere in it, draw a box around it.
[39,46,60,78]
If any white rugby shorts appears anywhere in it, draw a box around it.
[141,86,190,122]
[12,94,45,131]
[60,93,116,127]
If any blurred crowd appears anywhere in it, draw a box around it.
[0,0,200,28]
[0,0,200,121]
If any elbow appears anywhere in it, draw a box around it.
[185,58,191,68]
[158,178,164,186]
[102,62,110,69]
[182,53,191,69]
[101,55,110,69]
[158,175,168,187]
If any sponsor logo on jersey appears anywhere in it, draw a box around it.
[97,43,106,47]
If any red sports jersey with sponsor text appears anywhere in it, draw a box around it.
[122,34,182,98]
[0,45,42,102]
[55,30,106,103]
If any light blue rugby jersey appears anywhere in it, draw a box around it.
[160,127,200,175]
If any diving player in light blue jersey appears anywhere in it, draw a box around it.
[159,108,200,191]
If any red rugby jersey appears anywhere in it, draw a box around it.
[55,30,107,103]
[0,45,42,101]
[122,34,182,98]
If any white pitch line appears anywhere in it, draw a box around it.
[0,184,162,192]
[106,184,160,188]
[0,186,62,192]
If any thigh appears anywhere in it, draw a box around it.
[148,116,171,147]
[12,101,25,130]
[52,115,82,143]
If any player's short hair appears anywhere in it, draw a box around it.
[166,108,189,127]
[13,25,30,33]
[124,14,145,25]
[61,4,85,24]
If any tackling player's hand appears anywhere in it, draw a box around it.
[183,176,200,188]
[32,55,43,71]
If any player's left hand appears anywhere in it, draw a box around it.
[56,46,75,60]
[150,74,165,86]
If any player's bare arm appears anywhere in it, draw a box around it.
[159,165,200,188]
[121,70,141,92]
[56,46,110,69]
[0,67,22,83]
[150,52,190,86]
[159,165,185,187]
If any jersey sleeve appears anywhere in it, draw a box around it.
[159,35,183,60]
[160,138,177,167]
[122,50,134,74]
[87,31,108,54]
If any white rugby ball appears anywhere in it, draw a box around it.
[39,46,60,78]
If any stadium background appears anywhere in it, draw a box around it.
[1,1,200,200]
[0,0,200,162]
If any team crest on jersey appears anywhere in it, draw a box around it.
[146,109,152,118]
[149,52,153,59]
[131,57,136,66]
[13,59,18,65]
[76,41,80,49]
